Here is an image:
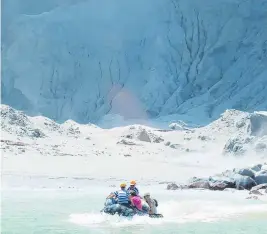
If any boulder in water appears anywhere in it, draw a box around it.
[251,164,262,172]
[179,163,267,193]
[257,170,267,175]
[209,182,228,191]
[188,181,210,190]
[254,172,267,185]
[250,183,267,192]
[235,168,255,178]
[209,176,236,189]
[234,175,257,190]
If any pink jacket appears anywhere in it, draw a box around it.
[131,196,142,210]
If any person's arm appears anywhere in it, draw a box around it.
[136,188,139,194]
[107,191,117,199]
[107,193,115,199]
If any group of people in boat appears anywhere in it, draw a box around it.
[105,180,158,215]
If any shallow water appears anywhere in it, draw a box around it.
[2,187,267,234]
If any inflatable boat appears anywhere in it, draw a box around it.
[101,198,163,218]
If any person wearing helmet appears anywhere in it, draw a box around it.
[143,192,157,215]
[127,180,139,195]
[107,182,130,207]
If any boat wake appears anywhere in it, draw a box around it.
[69,199,267,227]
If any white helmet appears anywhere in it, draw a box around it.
[144,192,150,197]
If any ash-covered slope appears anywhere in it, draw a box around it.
[1,104,267,184]
[2,0,267,124]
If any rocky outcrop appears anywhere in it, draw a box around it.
[1,105,31,127]
[188,181,210,190]
[234,175,257,190]
[167,183,180,190]
[235,168,255,178]
[169,121,187,131]
[261,164,267,171]
[1,105,47,138]
[250,164,262,172]
[137,129,151,142]
[223,136,253,155]
[220,113,267,155]
[167,163,267,196]
[254,172,267,185]
[250,183,267,192]
[29,128,46,138]
[209,182,229,191]
[209,176,236,188]
[122,126,164,143]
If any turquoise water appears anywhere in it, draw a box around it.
[2,189,267,234]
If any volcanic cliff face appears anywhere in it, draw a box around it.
[2,0,267,124]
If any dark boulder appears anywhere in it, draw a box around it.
[209,182,228,191]
[251,164,262,172]
[209,176,236,188]
[254,172,267,185]
[234,175,257,190]
[235,168,255,178]
[188,181,210,189]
